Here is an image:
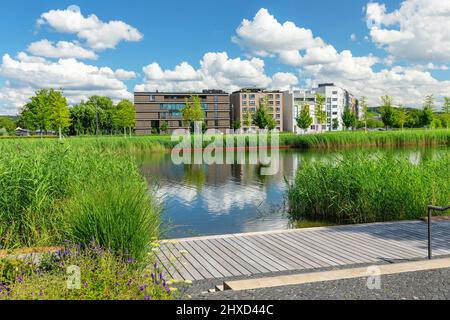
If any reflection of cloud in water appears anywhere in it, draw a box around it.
[200,182,267,215]
[156,184,197,205]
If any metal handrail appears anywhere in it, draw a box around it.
[427,205,450,259]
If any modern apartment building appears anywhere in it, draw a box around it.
[283,83,359,133]
[230,88,285,132]
[134,90,231,134]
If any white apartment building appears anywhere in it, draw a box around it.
[283,83,359,133]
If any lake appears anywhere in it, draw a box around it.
[138,146,448,239]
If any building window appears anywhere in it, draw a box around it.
[242,100,247,105]
[268,94,274,99]
[149,95,156,101]
[242,94,247,99]
[249,94,256,99]
[332,91,338,95]
[332,98,338,102]
[250,107,256,112]
[276,94,280,99]
[249,100,255,105]
[214,96,218,102]
[276,101,280,106]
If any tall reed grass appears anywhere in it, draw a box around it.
[287,152,450,224]
[0,139,160,260]
[279,129,450,149]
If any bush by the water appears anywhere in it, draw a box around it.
[287,152,450,224]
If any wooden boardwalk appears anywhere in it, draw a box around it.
[155,220,450,281]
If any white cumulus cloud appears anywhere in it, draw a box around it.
[0,53,133,114]
[135,52,291,93]
[27,39,98,60]
[366,0,450,62]
[37,5,143,50]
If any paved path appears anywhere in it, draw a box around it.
[156,220,450,281]
[193,267,450,300]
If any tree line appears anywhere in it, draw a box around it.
[15,89,135,138]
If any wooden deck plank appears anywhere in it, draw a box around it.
[316,229,408,261]
[249,234,315,269]
[327,225,425,257]
[180,241,227,278]
[154,250,183,280]
[164,242,204,280]
[174,242,215,279]
[295,230,368,264]
[196,239,244,277]
[158,221,450,281]
[231,235,293,271]
[221,236,283,273]
[263,234,323,269]
[269,232,335,268]
[272,232,342,267]
[204,238,255,275]
[210,238,262,275]
[158,244,196,280]
[285,231,356,265]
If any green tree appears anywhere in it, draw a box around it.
[332,118,339,130]
[69,102,97,135]
[405,109,422,128]
[0,117,16,133]
[266,116,277,130]
[421,95,435,128]
[243,109,252,130]
[49,90,71,139]
[182,96,204,132]
[360,96,369,131]
[252,97,272,130]
[85,96,114,135]
[342,105,356,130]
[160,121,169,134]
[233,120,241,131]
[314,93,326,132]
[113,99,135,136]
[396,105,408,131]
[380,95,396,129]
[19,89,55,134]
[296,103,313,133]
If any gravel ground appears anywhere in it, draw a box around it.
[182,258,450,300]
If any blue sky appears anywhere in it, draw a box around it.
[0,0,449,114]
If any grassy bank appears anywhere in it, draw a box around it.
[2,129,449,151]
[279,129,450,149]
[287,152,450,224]
[0,139,160,261]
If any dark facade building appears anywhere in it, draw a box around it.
[134,90,231,135]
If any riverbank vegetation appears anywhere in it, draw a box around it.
[287,152,450,224]
[0,139,160,261]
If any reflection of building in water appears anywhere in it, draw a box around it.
[204,163,232,186]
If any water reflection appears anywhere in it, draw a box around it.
[137,146,448,238]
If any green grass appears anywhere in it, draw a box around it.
[0,139,160,261]
[287,152,450,224]
[278,129,450,149]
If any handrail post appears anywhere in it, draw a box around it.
[428,207,432,260]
